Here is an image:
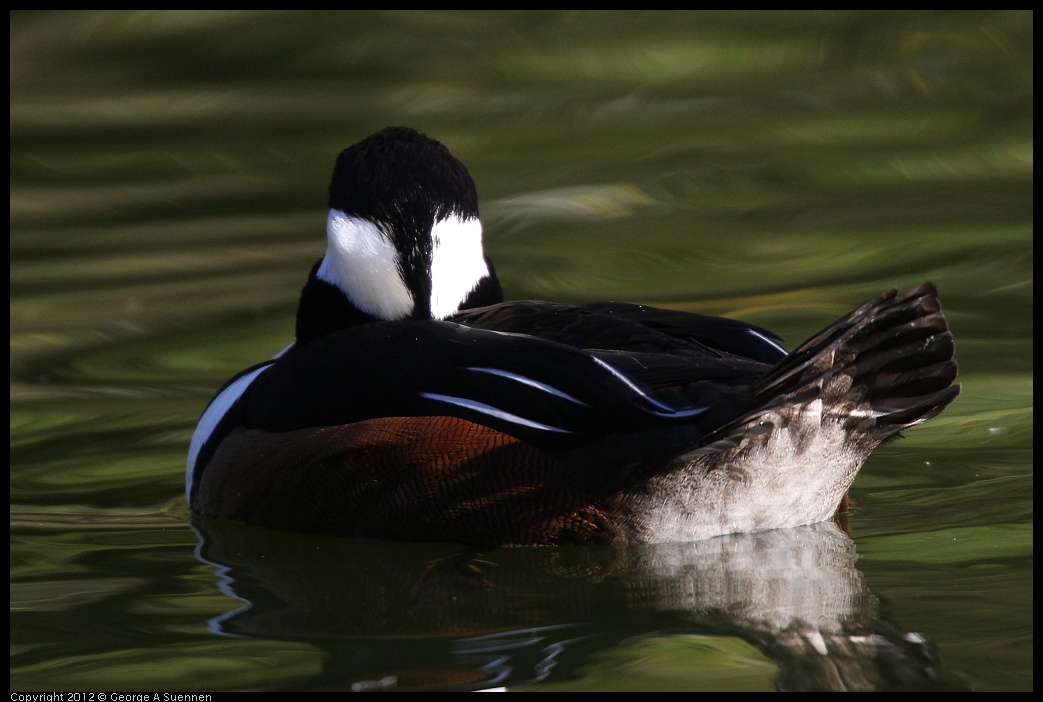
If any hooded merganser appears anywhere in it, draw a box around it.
[187,126,960,546]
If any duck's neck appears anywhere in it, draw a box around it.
[294,260,381,346]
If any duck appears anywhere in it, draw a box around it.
[186,126,960,546]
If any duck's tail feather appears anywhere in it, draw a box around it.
[691,282,960,456]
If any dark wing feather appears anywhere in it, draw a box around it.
[451,300,787,365]
[234,320,731,452]
[450,300,780,410]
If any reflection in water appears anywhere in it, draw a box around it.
[192,518,965,691]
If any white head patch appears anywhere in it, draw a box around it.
[430,214,489,319]
[319,209,488,321]
[319,210,414,320]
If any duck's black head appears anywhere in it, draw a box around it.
[295,127,504,345]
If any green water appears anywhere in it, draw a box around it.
[10,10,1032,691]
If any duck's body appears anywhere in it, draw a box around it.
[187,127,959,546]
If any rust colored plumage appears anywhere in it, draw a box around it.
[195,416,621,545]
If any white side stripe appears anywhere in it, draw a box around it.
[465,367,590,406]
[747,328,788,355]
[590,356,708,417]
[420,392,573,434]
[186,363,273,499]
